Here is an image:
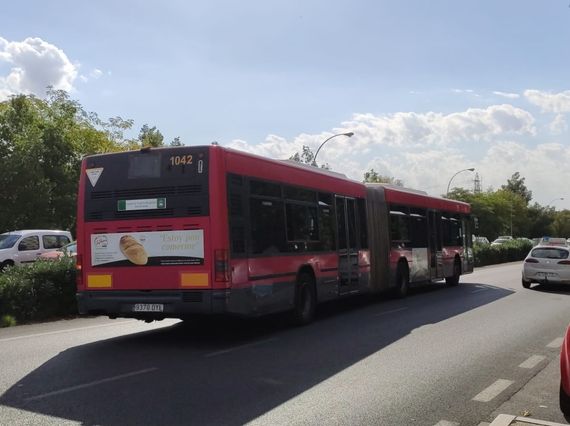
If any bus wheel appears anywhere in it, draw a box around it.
[446,261,461,286]
[292,273,316,326]
[395,263,409,298]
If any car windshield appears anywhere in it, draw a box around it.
[530,248,569,260]
[0,234,21,249]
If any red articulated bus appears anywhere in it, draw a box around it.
[76,145,473,324]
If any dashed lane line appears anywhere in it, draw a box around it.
[25,368,158,401]
[472,379,514,402]
[373,307,408,317]
[518,355,546,369]
[204,337,278,358]
[547,337,564,348]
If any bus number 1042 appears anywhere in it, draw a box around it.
[169,155,193,166]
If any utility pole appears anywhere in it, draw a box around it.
[474,173,482,194]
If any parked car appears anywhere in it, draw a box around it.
[521,243,570,288]
[473,236,490,244]
[561,325,570,418]
[491,237,512,246]
[38,241,77,261]
[538,237,568,246]
[0,230,73,272]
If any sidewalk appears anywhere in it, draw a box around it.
[488,414,568,426]
[484,352,569,426]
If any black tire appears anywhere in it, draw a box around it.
[522,278,531,289]
[394,263,409,298]
[446,261,461,286]
[0,260,13,273]
[291,272,316,326]
[560,384,570,419]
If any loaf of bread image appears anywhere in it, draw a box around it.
[119,235,148,265]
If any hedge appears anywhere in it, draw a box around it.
[0,258,77,326]
[473,239,533,267]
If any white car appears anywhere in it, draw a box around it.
[522,244,570,288]
[0,230,73,272]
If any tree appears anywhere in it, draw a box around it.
[501,172,532,204]
[363,169,403,186]
[0,90,128,234]
[550,210,570,237]
[170,136,182,146]
[289,145,330,170]
[137,124,164,147]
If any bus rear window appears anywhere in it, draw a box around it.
[83,147,209,221]
[128,154,161,179]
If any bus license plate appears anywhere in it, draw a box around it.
[133,303,164,312]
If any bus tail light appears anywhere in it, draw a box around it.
[76,254,83,288]
[215,249,230,282]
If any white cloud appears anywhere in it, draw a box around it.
[79,68,105,84]
[493,91,520,99]
[340,104,535,148]
[224,101,570,208]
[90,68,103,79]
[549,114,568,134]
[0,36,77,100]
[524,89,570,113]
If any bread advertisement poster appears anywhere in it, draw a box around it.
[91,230,204,267]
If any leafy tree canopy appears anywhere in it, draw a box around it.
[501,172,532,204]
[363,169,403,186]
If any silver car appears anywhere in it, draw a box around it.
[522,244,570,288]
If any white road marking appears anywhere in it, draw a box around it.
[0,320,137,343]
[433,420,460,426]
[373,307,408,317]
[518,355,546,369]
[547,337,564,348]
[205,337,277,358]
[470,288,488,293]
[477,423,491,426]
[472,379,514,402]
[25,368,157,401]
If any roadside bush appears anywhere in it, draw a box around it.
[0,258,77,326]
[474,239,533,267]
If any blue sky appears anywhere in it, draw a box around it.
[2,0,570,209]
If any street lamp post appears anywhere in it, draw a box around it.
[446,168,475,196]
[312,132,354,166]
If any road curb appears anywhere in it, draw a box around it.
[489,414,569,426]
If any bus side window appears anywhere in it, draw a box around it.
[410,209,428,248]
[318,193,336,252]
[228,174,247,255]
[250,198,286,255]
[357,198,368,249]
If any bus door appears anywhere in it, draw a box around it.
[428,211,443,279]
[335,196,359,295]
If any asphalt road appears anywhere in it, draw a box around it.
[0,262,569,426]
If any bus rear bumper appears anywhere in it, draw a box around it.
[76,290,230,318]
[76,285,295,319]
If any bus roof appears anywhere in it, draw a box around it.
[366,183,471,214]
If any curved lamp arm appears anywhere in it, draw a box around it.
[312,132,354,166]
[446,168,475,196]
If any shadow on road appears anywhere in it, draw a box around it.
[528,283,570,295]
[0,281,513,425]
